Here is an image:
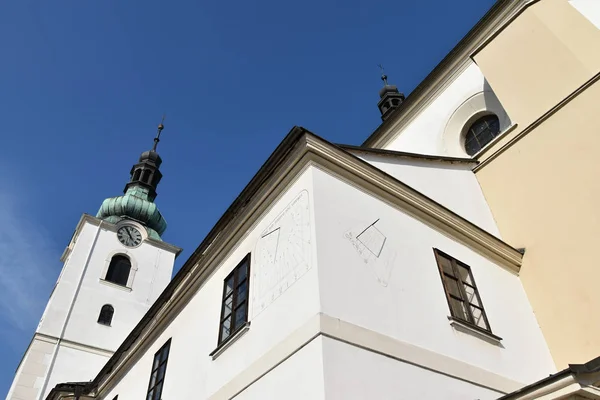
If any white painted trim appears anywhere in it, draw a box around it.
[442,91,513,157]
[34,333,114,358]
[210,323,251,360]
[98,279,133,292]
[472,123,518,159]
[99,250,138,289]
[448,317,503,345]
[207,313,522,399]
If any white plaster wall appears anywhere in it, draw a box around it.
[322,337,502,400]
[63,224,176,351]
[312,167,555,384]
[352,152,500,237]
[235,337,325,400]
[383,62,510,157]
[37,221,176,351]
[101,168,320,400]
[37,223,99,338]
[13,219,178,400]
[43,345,110,399]
[570,0,600,29]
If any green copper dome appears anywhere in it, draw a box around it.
[97,186,167,240]
[97,122,168,240]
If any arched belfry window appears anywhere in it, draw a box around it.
[98,304,114,326]
[464,114,501,156]
[105,255,131,286]
[142,169,151,184]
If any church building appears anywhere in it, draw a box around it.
[7,0,600,399]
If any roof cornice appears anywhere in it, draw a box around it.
[339,143,477,164]
[74,127,521,399]
[361,0,530,149]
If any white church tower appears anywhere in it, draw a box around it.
[7,122,181,400]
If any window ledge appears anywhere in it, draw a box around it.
[473,123,519,158]
[99,279,132,292]
[209,322,251,360]
[448,316,503,344]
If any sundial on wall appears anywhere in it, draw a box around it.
[252,190,312,317]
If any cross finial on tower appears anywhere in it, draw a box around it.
[152,115,166,151]
[378,64,389,86]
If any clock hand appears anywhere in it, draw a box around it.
[126,228,134,241]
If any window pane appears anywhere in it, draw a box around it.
[489,118,500,137]
[234,304,246,328]
[149,372,157,389]
[147,390,154,400]
[449,297,468,321]
[444,277,462,299]
[471,306,489,330]
[463,284,480,307]
[153,382,163,400]
[221,316,231,341]
[152,354,161,370]
[438,255,454,277]
[238,261,248,282]
[237,280,247,303]
[465,134,480,155]
[160,347,169,363]
[456,265,472,285]
[225,275,234,297]
[222,294,233,317]
[464,115,500,156]
[157,363,166,382]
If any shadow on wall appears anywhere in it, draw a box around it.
[442,80,512,157]
[483,79,512,131]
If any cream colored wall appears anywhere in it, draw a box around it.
[473,0,600,368]
[474,0,600,129]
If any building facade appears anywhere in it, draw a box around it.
[363,0,600,370]
[10,0,600,399]
[6,127,181,400]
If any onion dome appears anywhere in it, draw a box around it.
[96,120,168,240]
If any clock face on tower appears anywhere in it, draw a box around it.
[117,226,143,247]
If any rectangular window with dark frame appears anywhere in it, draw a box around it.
[433,249,492,333]
[218,254,250,345]
[146,339,171,400]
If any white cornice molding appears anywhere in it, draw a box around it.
[209,313,522,399]
[364,0,530,150]
[305,136,522,272]
[92,133,522,396]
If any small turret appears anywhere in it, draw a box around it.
[377,66,405,121]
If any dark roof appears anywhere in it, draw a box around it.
[361,0,512,148]
[497,355,600,399]
[46,381,91,399]
[338,144,477,164]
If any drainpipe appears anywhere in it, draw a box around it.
[37,221,104,400]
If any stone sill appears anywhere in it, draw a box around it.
[448,316,503,345]
[99,279,132,292]
[210,322,251,360]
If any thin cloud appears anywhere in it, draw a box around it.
[0,193,57,336]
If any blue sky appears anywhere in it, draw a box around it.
[0,0,494,395]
